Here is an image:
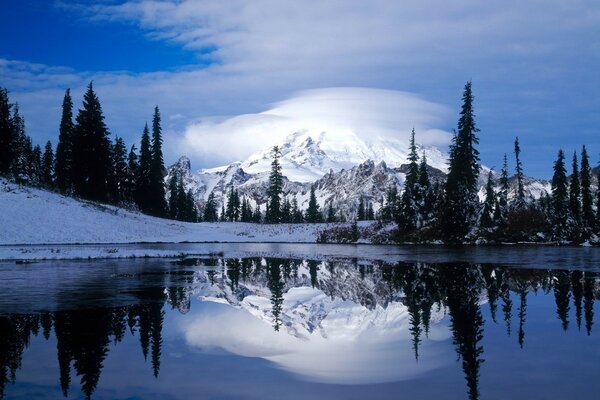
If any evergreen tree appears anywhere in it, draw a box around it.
[29,143,42,185]
[220,204,226,222]
[569,151,581,226]
[480,170,496,229]
[418,153,433,225]
[176,175,186,221]
[125,145,139,204]
[381,186,398,222]
[266,146,283,223]
[185,189,198,222]
[55,89,75,193]
[10,105,29,185]
[357,197,365,220]
[111,137,128,204]
[136,124,152,212]
[203,192,218,222]
[0,88,14,174]
[513,137,525,209]
[580,145,594,229]
[168,171,179,219]
[72,82,112,202]
[306,185,321,223]
[149,106,167,217]
[253,203,263,223]
[281,197,292,223]
[398,128,420,231]
[551,150,569,241]
[442,82,481,243]
[496,154,510,226]
[291,196,303,223]
[367,202,375,220]
[41,140,54,187]
[327,202,336,223]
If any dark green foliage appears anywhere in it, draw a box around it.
[41,141,54,187]
[569,151,581,225]
[327,202,336,222]
[110,137,128,204]
[280,197,292,223]
[72,82,112,202]
[0,88,15,174]
[225,187,240,222]
[203,192,218,222]
[398,128,420,231]
[380,186,398,222]
[148,107,167,217]
[306,185,322,223]
[496,154,510,226]
[551,150,569,240]
[357,197,365,220]
[55,89,75,193]
[291,196,303,223]
[480,170,496,229]
[580,145,594,229]
[266,146,283,223]
[168,171,179,219]
[366,202,374,220]
[124,145,139,204]
[442,82,480,243]
[136,124,152,212]
[9,105,29,185]
[513,137,525,209]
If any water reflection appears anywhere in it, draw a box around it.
[0,258,599,399]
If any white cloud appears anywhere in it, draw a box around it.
[177,87,452,165]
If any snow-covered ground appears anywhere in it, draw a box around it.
[0,179,330,246]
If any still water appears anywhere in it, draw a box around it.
[1,244,599,399]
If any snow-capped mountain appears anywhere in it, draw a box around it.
[166,129,551,220]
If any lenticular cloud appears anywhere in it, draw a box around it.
[177,87,452,166]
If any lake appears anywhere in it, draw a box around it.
[1,244,599,399]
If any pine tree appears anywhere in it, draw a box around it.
[569,151,581,225]
[418,153,432,225]
[480,170,496,229]
[327,202,336,222]
[55,89,75,193]
[29,143,42,185]
[168,171,179,219]
[111,137,128,204]
[203,192,218,222]
[442,82,481,243]
[266,146,283,223]
[381,186,398,222]
[253,203,262,223]
[496,154,510,225]
[306,185,321,223]
[0,88,14,174]
[136,124,152,212]
[551,150,569,241]
[41,141,54,187]
[176,175,186,221]
[281,197,292,223]
[513,137,525,209]
[291,196,303,223]
[10,104,29,185]
[367,202,375,220]
[149,106,167,217]
[125,145,139,204]
[357,197,365,220]
[72,82,112,202]
[398,128,420,231]
[185,189,198,222]
[580,145,594,229]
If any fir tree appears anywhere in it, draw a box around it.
[291,196,303,223]
[111,137,128,204]
[203,192,218,222]
[551,150,569,241]
[136,124,152,212]
[149,106,167,217]
[357,197,365,220]
[367,202,375,220]
[41,140,54,187]
[168,171,179,219]
[185,189,198,222]
[569,151,581,226]
[55,89,75,193]
[281,197,292,223]
[418,153,432,225]
[398,128,420,231]
[72,82,112,202]
[513,137,525,209]
[381,186,398,222]
[442,82,481,243]
[327,202,336,223]
[29,143,42,185]
[253,203,263,223]
[0,88,14,174]
[10,104,29,185]
[266,146,283,223]
[496,154,510,226]
[125,145,139,204]
[580,145,594,229]
[480,170,496,229]
[306,185,321,223]
[176,175,186,221]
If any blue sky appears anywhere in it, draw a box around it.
[0,0,598,178]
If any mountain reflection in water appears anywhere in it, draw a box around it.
[0,257,598,400]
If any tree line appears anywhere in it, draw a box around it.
[0,84,198,222]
